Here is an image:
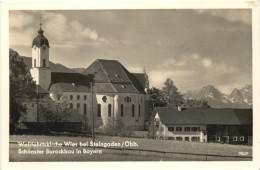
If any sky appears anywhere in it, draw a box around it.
[9,9,252,94]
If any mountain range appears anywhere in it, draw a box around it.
[21,56,252,109]
[184,85,252,108]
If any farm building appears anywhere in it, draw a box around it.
[150,107,252,145]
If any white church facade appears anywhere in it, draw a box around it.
[29,25,151,131]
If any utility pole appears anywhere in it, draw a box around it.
[91,81,95,149]
[36,85,39,132]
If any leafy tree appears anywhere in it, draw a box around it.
[148,78,211,109]
[148,87,168,107]
[103,119,134,137]
[162,78,184,107]
[39,95,82,123]
[9,49,36,134]
[183,99,211,109]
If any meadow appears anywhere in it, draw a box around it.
[9,135,252,161]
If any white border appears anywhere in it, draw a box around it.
[1,1,260,170]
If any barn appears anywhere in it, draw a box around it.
[150,107,252,145]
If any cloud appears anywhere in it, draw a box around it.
[9,11,34,30]
[9,11,106,47]
[150,52,240,91]
[195,9,251,25]
[157,58,186,70]
[9,28,35,47]
[191,53,200,60]
[149,70,194,89]
[202,58,212,68]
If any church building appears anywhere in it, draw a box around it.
[29,25,151,131]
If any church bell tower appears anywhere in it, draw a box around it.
[30,21,51,90]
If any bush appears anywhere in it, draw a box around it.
[103,119,134,137]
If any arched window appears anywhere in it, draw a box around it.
[34,59,36,67]
[124,96,132,103]
[84,103,87,115]
[84,95,87,100]
[132,104,135,117]
[97,104,101,117]
[43,59,46,67]
[77,103,80,110]
[108,104,112,117]
[70,103,73,109]
[70,95,73,100]
[77,95,80,100]
[121,104,124,117]
[140,97,142,103]
[138,104,141,117]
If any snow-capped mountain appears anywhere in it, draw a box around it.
[184,85,252,108]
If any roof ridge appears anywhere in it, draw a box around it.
[96,60,111,83]
[116,61,133,83]
[118,62,141,93]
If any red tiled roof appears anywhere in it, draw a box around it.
[156,107,252,125]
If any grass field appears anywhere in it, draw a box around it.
[9,134,252,161]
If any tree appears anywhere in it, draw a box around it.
[9,49,36,134]
[103,119,134,137]
[162,78,184,107]
[148,87,168,107]
[182,99,211,109]
[39,95,82,123]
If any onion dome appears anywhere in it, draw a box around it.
[32,27,50,48]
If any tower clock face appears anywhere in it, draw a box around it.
[43,46,47,50]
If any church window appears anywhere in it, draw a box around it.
[43,59,46,67]
[124,96,132,103]
[132,104,135,117]
[97,104,101,117]
[34,59,36,67]
[70,95,73,100]
[84,95,87,100]
[84,104,87,115]
[77,103,80,110]
[77,95,80,100]
[102,96,107,103]
[70,103,73,109]
[121,104,124,117]
[108,104,112,117]
[138,104,141,117]
[140,97,142,103]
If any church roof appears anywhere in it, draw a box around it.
[49,59,148,94]
[155,107,252,125]
[32,27,50,48]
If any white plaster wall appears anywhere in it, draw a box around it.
[32,45,49,68]
[62,92,146,130]
[154,113,207,142]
